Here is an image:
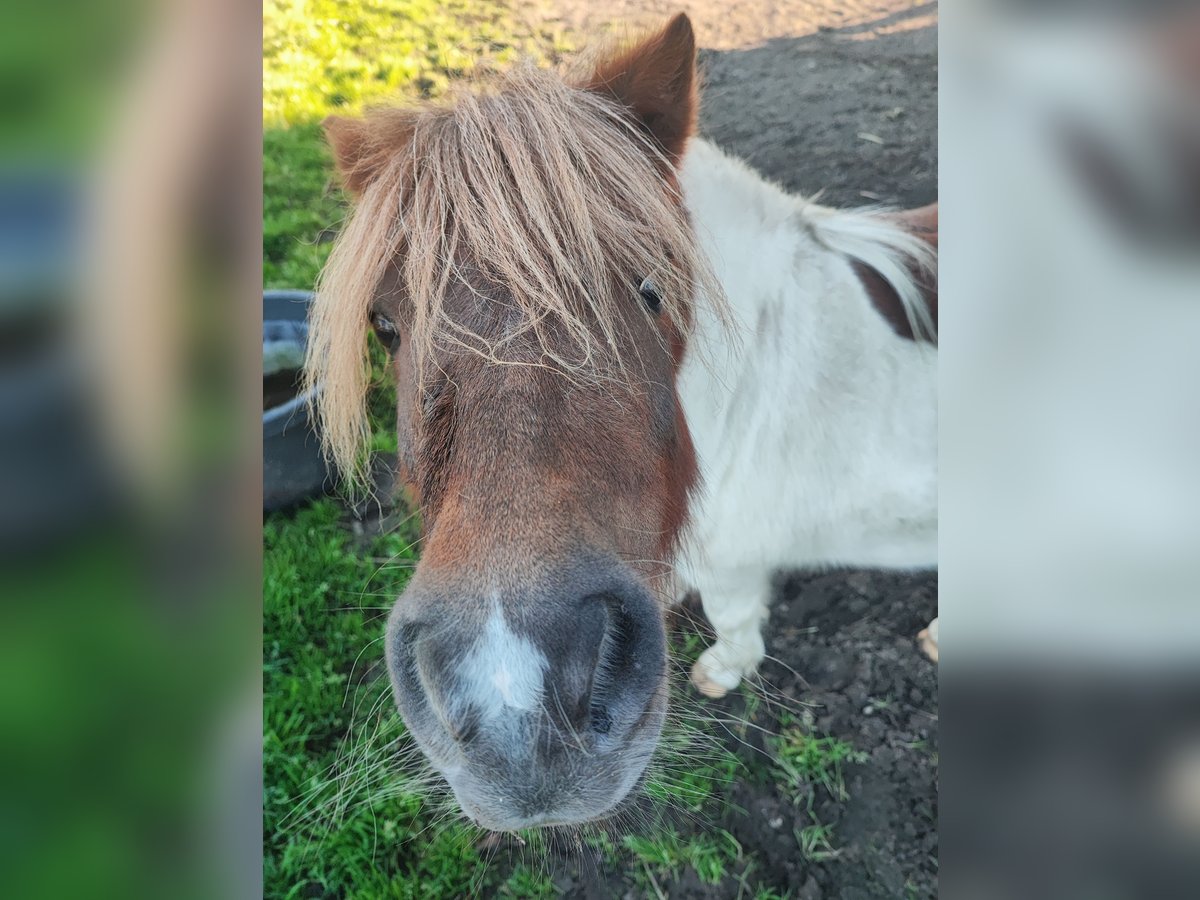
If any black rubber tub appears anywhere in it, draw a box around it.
[0,175,121,552]
[263,290,330,512]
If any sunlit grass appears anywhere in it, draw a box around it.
[263,0,573,128]
[263,0,573,293]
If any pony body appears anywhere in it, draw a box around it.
[673,139,937,695]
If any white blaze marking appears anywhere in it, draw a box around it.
[491,666,515,705]
[461,605,546,718]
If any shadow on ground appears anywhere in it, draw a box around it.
[699,6,936,208]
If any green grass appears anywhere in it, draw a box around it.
[645,718,746,813]
[263,0,572,127]
[770,722,867,868]
[795,822,840,862]
[624,828,742,887]
[752,887,792,900]
[263,0,573,292]
[771,723,867,807]
[496,866,560,899]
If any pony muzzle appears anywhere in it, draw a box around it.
[385,558,669,828]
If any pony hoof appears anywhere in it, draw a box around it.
[690,656,741,699]
[917,616,939,663]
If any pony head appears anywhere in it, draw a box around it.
[308,14,716,829]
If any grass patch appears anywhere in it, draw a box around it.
[771,722,865,867]
[795,822,840,862]
[263,0,572,127]
[624,828,742,887]
[263,0,573,293]
[497,867,559,899]
[771,722,866,807]
[645,722,745,813]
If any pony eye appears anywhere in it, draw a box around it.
[370,312,401,352]
[637,276,663,314]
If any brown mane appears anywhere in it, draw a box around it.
[305,57,724,479]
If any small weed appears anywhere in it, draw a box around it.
[728,860,793,900]
[740,688,764,724]
[772,727,866,805]
[497,866,558,899]
[795,823,840,861]
[671,627,708,668]
[624,828,741,886]
[582,828,618,863]
[689,830,742,884]
[624,832,680,871]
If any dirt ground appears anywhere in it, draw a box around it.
[540,568,939,900]
[719,569,938,900]
[529,0,937,209]
[524,2,939,897]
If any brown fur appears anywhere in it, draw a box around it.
[307,14,714,589]
[857,202,938,341]
[583,13,699,165]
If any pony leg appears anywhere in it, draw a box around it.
[918,616,939,662]
[690,576,770,699]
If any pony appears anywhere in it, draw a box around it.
[306,13,937,831]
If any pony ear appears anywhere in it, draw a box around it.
[584,13,698,164]
[323,112,414,195]
[323,115,376,195]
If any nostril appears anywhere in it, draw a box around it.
[585,588,666,737]
[593,596,641,689]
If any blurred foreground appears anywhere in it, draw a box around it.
[943,3,1200,898]
[1,1,260,898]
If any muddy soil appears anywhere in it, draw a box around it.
[714,569,938,900]
[541,567,939,900]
